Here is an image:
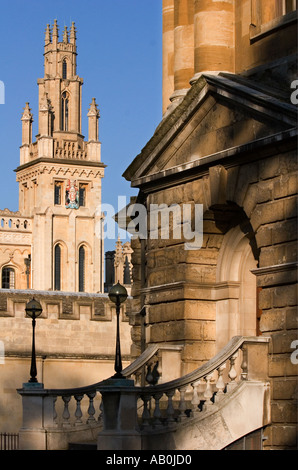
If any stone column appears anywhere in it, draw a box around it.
[193,0,235,78]
[162,0,175,114]
[171,0,194,104]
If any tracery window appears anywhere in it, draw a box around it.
[2,267,15,289]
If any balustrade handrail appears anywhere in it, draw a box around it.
[19,342,182,398]
[19,336,270,399]
[132,335,270,394]
[122,343,183,378]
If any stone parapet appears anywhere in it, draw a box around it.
[0,289,132,358]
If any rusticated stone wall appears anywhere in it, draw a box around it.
[129,145,297,448]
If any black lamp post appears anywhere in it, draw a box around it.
[108,282,128,379]
[25,298,42,383]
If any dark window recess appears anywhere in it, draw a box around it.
[79,185,86,207]
[62,60,67,80]
[54,244,61,291]
[79,246,85,292]
[54,183,62,205]
[2,267,15,289]
[61,92,69,131]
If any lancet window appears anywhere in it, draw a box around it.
[61,92,69,131]
[62,59,67,80]
[54,244,61,291]
[78,245,85,292]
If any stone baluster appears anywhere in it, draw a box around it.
[53,397,58,427]
[215,364,226,402]
[74,394,83,425]
[87,392,96,423]
[141,394,151,427]
[178,386,188,419]
[98,396,103,422]
[62,396,71,427]
[241,344,248,381]
[203,374,214,411]
[227,351,239,392]
[153,392,163,426]
[165,389,176,424]
[134,371,142,387]
[191,380,201,414]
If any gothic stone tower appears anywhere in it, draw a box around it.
[16,21,105,293]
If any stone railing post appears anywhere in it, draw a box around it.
[244,338,270,382]
[97,378,141,450]
[17,383,54,450]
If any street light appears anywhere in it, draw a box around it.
[108,282,128,379]
[25,298,42,383]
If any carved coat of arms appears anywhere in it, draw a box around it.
[65,179,79,209]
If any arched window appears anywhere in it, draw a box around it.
[2,267,15,289]
[61,92,69,131]
[62,59,67,80]
[54,244,61,291]
[79,246,85,292]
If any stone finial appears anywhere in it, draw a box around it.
[87,98,100,142]
[52,19,58,43]
[21,102,33,121]
[87,98,100,118]
[69,22,76,45]
[45,24,51,45]
[21,103,33,146]
[63,25,68,44]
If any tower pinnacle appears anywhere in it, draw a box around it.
[45,24,51,45]
[52,19,58,45]
[63,25,68,44]
[69,22,76,45]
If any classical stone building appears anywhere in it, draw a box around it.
[0,22,132,437]
[122,0,297,450]
[6,3,298,451]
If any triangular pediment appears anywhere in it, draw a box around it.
[124,74,296,185]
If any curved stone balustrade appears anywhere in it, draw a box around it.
[17,335,270,450]
[135,336,270,430]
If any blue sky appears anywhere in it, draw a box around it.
[0,0,162,252]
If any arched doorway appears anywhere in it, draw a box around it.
[215,223,259,351]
